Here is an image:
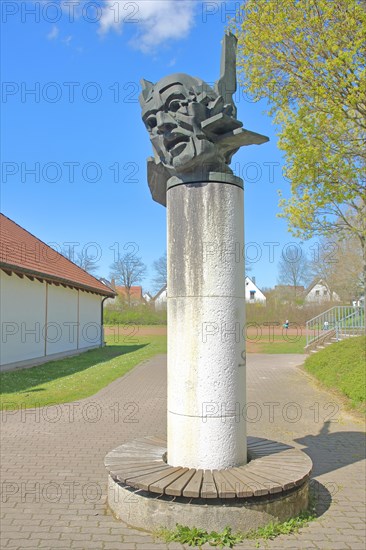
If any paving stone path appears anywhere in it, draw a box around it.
[1,354,365,550]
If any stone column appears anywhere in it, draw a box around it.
[167,174,246,470]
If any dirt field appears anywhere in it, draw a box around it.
[104,324,307,353]
[104,325,167,337]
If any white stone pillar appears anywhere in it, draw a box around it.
[167,175,246,470]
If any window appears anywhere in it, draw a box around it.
[323,290,328,296]
[250,290,256,300]
[315,290,320,296]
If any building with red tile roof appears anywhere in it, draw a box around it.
[0,213,116,370]
[0,214,115,296]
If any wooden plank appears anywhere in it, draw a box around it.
[129,467,182,491]
[255,464,309,477]
[213,470,236,498]
[245,466,295,490]
[230,467,280,495]
[165,469,197,497]
[105,459,156,468]
[107,463,166,475]
[107,459,165,466]
[251,466,308,488]
[248,439,291,451]
[254,453,310,465]
[182,470,203,498]
[247,437,275,447]
[110,461,166,475]
[221,470,254,498]
[255,459,309,472]
[107,449,160,456]
[248,450,292,463]
[257,453,310,464]
[249,443,291,453]
[150,468,189,494]
[201,470,218,499]
[230,469,273,496]
[104,455,162,464]
[118,465,171,484]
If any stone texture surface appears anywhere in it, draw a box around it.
[107,475,309,532]
[167,182,246,469]
[1,353,365,549]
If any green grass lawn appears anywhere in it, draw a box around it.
[304,336,366,412]
[254,335,306,354]
[0,334,166,410]
[0,329,308,411]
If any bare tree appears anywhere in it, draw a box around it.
[152,252,167,293]
[61,247,99,275]
[110,252,147,307]
[277,244,310,300]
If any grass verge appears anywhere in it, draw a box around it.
[252,335,306,354]
[304,336,366,413]
[0,334,166,410]
[155,505,316,548]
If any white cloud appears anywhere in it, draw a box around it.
[62,35,73,47]
[99,0,196,52]
[47,25,59,40]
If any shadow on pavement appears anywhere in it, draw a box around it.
[295,420,366,477]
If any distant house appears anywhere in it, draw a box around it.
[116,285,143,305]
[304,279,340,303]
[0,214,116,370]
[143,291,153,304]
[245,276,266,303]
[153,285,167,310]
[104,285,144,308]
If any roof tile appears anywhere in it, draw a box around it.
[0,214,115,296]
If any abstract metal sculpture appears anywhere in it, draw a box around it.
[140,33,268,206]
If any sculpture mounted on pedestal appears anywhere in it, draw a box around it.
[105,31,312,532]
[139,33,268,206]
[139,32,269,471]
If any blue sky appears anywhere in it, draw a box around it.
[1,0,312,292]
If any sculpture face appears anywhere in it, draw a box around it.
[141,75,221,175]
[139,34,269,206]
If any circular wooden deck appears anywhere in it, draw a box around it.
[104,436,312,500]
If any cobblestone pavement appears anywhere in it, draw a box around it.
[1,354,365,550]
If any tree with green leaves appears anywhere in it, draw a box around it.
[231,0,366,320]
[310,234,363,303]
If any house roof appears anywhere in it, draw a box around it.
[0,214,115,297]
[245,276,266,296]
[152,285,167,300]
[305,278,329,294]
[116,286,143,299]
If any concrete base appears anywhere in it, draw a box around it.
[107,475,309,532]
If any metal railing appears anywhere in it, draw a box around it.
[306,305,365,348]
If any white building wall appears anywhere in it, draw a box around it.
[78,292,103,349]
[0,271,104,368]
[46,285,78,355]
[245,277,266,303]
[305,282,340,303]
[0,271,46,365]
[155,289,167,310]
